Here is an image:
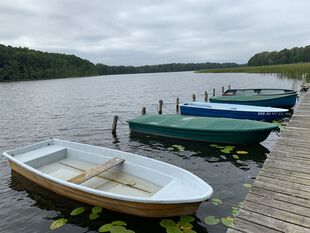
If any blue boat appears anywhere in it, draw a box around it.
[180,102,288,121]
[209,92,297,108]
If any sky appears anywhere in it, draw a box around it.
[0,0,309,66]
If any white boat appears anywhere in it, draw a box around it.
[3,139,213,217]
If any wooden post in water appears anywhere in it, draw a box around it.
[222,86,225,94]
[192,94,196,102]
[176,98,180,113]
[213,88,216,97]
[204,91,208,102]
[228,85,231,90]
[158,100,163,114]
[141,107,146,115]
[112,115,118,135]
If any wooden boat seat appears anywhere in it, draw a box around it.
[67,157,125,184]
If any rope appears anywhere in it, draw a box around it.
[118,116,128,125]
[163,104,175,111]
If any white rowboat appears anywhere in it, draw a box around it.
[3,139,213,217]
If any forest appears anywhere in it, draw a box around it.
[0,44,239,81]
[248,45,310,66]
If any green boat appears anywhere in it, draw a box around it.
[127,114,279,145]
[209,92,297,108]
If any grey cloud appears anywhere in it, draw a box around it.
[0,0,309,65]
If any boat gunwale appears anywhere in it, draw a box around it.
[223,88,297,96]
[3,139,213,204]
[179,102,288,113]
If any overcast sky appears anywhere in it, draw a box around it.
[0,0,309,66]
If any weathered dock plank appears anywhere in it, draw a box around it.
[227,91,310,233]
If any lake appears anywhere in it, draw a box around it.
[0,72,300,233]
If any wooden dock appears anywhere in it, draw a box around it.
[227,91,310,233]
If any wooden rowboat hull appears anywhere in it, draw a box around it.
[9,160,201,217]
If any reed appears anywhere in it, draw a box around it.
[196,63,310,80]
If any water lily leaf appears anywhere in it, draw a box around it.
[231,207,239,217]
[92,206,102,214]
[172,144,185,152]
[220,149,231,154]
[99,224,113,232]
[236,151,248,155]
[210,144,225,149]
[70,207,85,216]
[160,219,176,228]
[221,217,234,227]
[232,155,240,159]
[109,226,127,233]
[204,216,220,225]
[125,230,135,233]
[243,183,252,188]
[183,230,197,233]
[50,218,68,230]
[112,221,127,226]
[211,198,223,206]
[89,213,99,220]
[177,221,193,230]
[166,226,183,233]
[180,215,195,223]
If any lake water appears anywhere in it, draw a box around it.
[0,72,300,233]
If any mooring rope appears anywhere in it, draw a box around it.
[117,116,128,125]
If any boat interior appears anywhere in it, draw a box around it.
[223,89,295,96]
[10,144,170,198]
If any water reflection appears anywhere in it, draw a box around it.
[128,134,269,170]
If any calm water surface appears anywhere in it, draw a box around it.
[0,72,300,233]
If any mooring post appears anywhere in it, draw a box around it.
[176,98,180,113]
[158,100,163,114]
[228,85,231,90]
[222,86,225,94]
[192,94,196,102]
[204,91,208,102]
[112,115,118,135]
[213,88,216,97]
[141,107,146,115]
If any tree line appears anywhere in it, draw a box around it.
[248,45,310,66]
[0,44,239,81]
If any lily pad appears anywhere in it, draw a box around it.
[109,226,127,233]
[204,216,220,225]
[180,215,195,223]
[183,230,197,233]
[211,198,223,206]
[232,155,240,159]
[112,221,127,226]
[92,206,102,214]
[236,150,248,155]
[89,213,99,220]
[177,221,193,230]
[231,207,239,217]
[99,224,113,232]
[160,219,176,228]
[221,217,234,227]
[243,183,252,188]
[70,207,85,216]
[166,226,183,233]
[50,218,68,230]
[172,144,185,152]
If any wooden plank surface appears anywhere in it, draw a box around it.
[227,91,310,233]
[68,157,125,184]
